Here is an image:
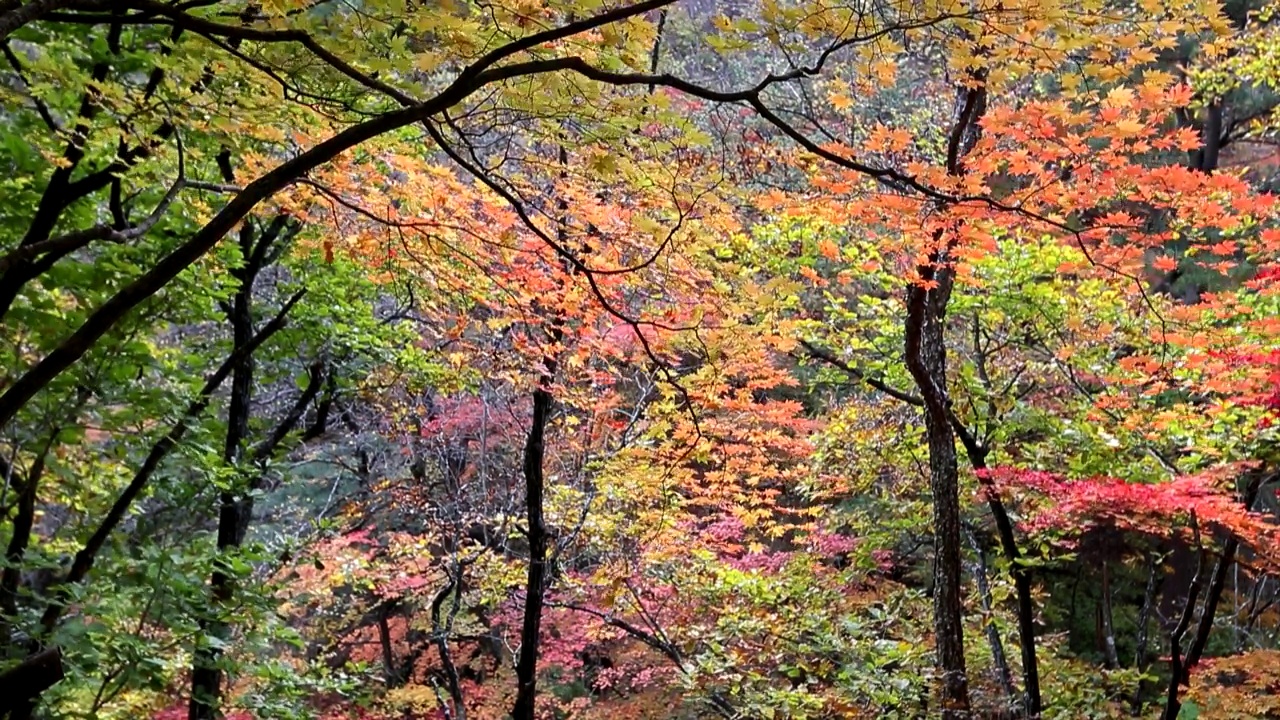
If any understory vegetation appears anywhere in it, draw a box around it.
[3,1,1280,719]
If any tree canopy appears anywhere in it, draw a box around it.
[2,1,1280,719]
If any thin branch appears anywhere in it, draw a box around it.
[797,338,922,405]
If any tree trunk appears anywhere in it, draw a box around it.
[965,526,1016,704]
[898,78,989,719]
[910,288,970,718]
[0,648,63,716]
[966,448,1039,715]
[189,224,258,720]
[1162,519,1205,720]
[0,440,52,641]
[431,565,468,720]
[1183,470,1269,672]
[511,383,553,720]
[1192,101,1222,173]
[189,216,311,719]
[1132,551,1160,715]
[1100,561,1120,669]
[376,603,398,684]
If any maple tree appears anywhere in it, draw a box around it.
[5,1,1280,720]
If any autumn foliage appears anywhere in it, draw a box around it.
[5,1,1280,720]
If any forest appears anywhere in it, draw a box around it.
[2,0,1280,718]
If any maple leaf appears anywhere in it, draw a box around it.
[1104,86,1137,108]
[1114,118,1148,138]
[1208,240,1238,256]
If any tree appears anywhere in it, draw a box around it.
[8,1,1280,719]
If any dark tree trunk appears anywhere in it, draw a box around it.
[966,446,1039,715]
[0,301,302,719]
[980,492,1039,715]
[1132,551,1160,715]
[189,223,259,720]
[430,565,468,720]
[0,443,51,639]
[806,319,1040,715]
[510,134,578,720]
[0,53,111,323]
[0,648,62,716]
[1192,101,1222,173]
[898,78,989,719]
[511,383,553,720]
[1184,470,1269,670]
[1162,520,1206,720]
[906,281,971,717]
[376,603,398,684]
[1161,470,1271,720]
[189,216,314,720]
[35,293,302,640]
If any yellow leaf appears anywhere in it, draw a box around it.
[1104,86,1136,108]
[1114,118,1146,137]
